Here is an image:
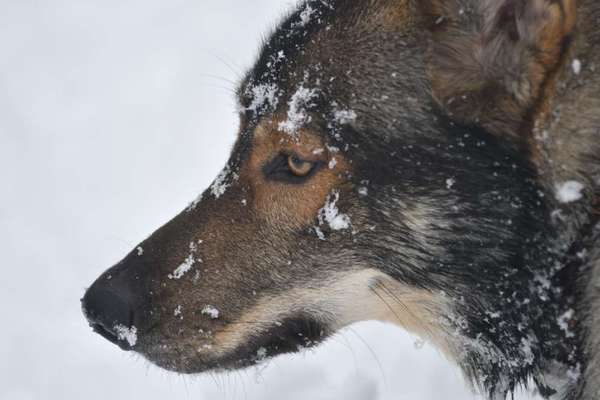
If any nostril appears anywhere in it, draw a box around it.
[82,285,136,350]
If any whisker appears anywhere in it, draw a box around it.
[370,282,406,326]
[209,51,244,80]
[196,82,238,96]
[346,326,388,388]
[235,369,249,400]
[204,50,243,80]
[377,281,435,339]
[332,331,361,377]
[197,73,238,87]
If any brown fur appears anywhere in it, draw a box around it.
[247,122,350,226]
[428,0,577,139]
[82,1,600,398]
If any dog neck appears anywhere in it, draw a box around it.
[520,3,600,396]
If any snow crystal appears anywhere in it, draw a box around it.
[174,305,182,318]
[572,59,582,75]
[318,191,351,231]
[278,85,318,135]
[256,347,268,360]
[168,242,199,280]
[210,165,237,199]
[201,305,220,319]
[187,193,203,212]
[555,181,584,203]
[333,109,357,125]
[558,309,576,338]
[446,178,456,190]
[245,83,279,113]
[314,226,326,241]
[297,4,315,27]
[168,254,195,280]
[567,364,582,381]
[520,337,535,365]
[114,324,137,347]
[136,246,144,256]
[328,157,337,169]
[576,249,588,260]
[486,311,501,319]
[192,269,201,283]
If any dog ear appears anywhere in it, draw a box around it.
[424,0,576,136]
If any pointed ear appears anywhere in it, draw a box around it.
[426,0,576,136]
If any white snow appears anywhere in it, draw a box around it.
[278,85,318,135]
[210,165,236,199]
[245,83,279,113]
[136,246,144,256]
[314,226,326,240]
[168,242,199,280]
[5,2,545,400]
[256,347,268,360]
[446,178,456,190]
[187,192,203,212]
[567,364,582,381]
[333,108,357,125]
[328,157,337,169]
[572,59,582,75]
[558,309,576,338]
[318,191,351,231]
[114,325,138,347]
[174,305,183,318]
[520,337,535,366]
[168,254,195,280]
[555,181,585,203]
[201,305,220,319]
[297,4,315,27]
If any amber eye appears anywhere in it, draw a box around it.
[287,155,314,177]
[263,153,320,183]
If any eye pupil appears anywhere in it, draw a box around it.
[287,155,313,177]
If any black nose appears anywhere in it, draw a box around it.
[81,275,138,350]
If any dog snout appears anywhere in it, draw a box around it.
[81,265,145,350]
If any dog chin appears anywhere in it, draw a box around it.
[139,316,330,374]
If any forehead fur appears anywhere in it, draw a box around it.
[237,0,432,141]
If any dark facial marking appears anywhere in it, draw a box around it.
[262,153,323,184]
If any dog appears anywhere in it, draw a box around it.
[81,0,600,398]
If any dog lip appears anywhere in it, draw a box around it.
[137,316,330,374]
[89,322,134,351]
[252,315,327,353]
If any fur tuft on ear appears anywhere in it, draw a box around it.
[426,0,576,136]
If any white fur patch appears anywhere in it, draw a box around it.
[213,269,451,360]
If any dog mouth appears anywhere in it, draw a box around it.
[88,322,137,351]
[243,314,329,359]
[139,314,330,374]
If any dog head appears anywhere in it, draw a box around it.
[83,0,581,396]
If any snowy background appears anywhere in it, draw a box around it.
[0,1,538,399]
